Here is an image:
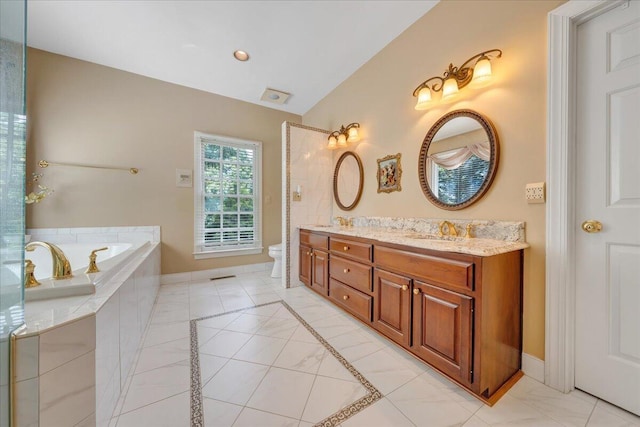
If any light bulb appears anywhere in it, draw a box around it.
[347,126,359,143]
[337,133,347,147]
[442,77,459,99]
[327,135,337,149]
[414,87,432,110]
[471,56,492,85]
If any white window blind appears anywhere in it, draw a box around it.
[431,153,489,205]
[194,132,262,258]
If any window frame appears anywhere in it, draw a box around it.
[193,131,263,259]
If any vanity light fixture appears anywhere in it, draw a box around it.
[413,49,502,110]
[327,123,360,149]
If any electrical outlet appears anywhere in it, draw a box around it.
[526,182,545,204]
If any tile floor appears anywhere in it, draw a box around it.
[109,271,640,427]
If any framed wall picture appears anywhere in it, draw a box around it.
[376,153,402,193]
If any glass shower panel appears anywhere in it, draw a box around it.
[0,0,27,425]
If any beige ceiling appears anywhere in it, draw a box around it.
[26,0,439,115]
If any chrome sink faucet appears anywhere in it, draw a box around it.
[25,241,73,280]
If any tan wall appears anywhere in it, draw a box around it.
[26,48,300,275]
[303,0,565,360]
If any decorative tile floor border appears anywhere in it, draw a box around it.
[189,300,382,427]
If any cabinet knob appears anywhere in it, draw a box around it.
[343,246,350,251]
[343,268,350,273]
[413,288,420,295]
[305,251,310,256]
[402,285,408,291]
[343,295,349,300]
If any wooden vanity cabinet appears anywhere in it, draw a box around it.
[412,280,474,387]
[300,229,523,403]
[328,237,374,322]
[372,269,412,347]
[299,245,312,285]
[299,230,329,296]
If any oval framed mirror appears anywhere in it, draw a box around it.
[333,151,364,211]
[418,109,499,210]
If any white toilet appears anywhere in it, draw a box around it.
[268,243,283,278]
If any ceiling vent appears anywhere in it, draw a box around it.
[261,88,290,105]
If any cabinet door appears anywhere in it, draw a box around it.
[311,249,329,295]
[299,245,311,286]
[412,280,473,386]
[373,269,412,347]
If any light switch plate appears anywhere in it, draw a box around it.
[176,169,193,187]
[526,182,545,203]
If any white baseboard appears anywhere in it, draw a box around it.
[160,262,274,285]
[522,352,545,383]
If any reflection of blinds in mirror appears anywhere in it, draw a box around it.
[430,152,489,205]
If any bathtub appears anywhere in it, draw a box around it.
[24,241,150,301]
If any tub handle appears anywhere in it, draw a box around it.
[85,247,109,274]
[24,259,41,288]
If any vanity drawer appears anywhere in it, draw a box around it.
[330,237,372,263]
[300,230,328,250]
[329,279,373,323]
[375,246,474,291]
[330,256,373,294]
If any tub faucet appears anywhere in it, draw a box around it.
[25,241,73,280]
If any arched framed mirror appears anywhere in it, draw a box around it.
[333,151,364,211]
[418,109,499,210]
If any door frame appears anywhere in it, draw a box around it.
[545,0,628,393]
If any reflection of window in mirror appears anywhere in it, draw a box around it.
[429,150,489,204]
[419,109,499,210]
[427,126,491,205]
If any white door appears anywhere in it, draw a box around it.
[575,0,640,416]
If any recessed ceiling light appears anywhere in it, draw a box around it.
[233,50,249,61]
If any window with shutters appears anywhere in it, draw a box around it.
[193,132,262,259]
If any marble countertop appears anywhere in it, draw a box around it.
[299,225,529,256]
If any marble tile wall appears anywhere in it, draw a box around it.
[12,241,161,427]
[283,123,333,288]
[96,293,120,425]
[26,225,161,245]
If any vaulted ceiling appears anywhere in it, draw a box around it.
[27,1,438,115]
